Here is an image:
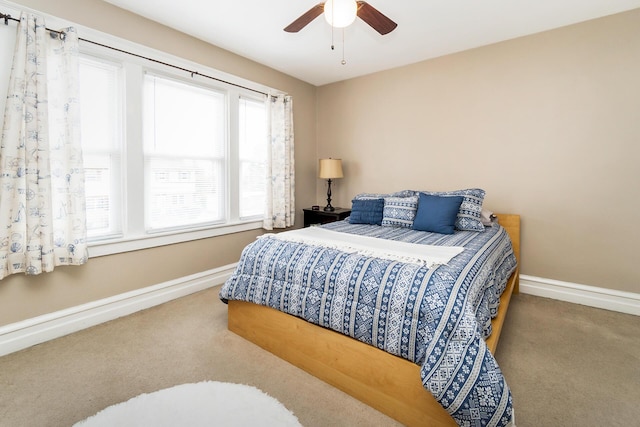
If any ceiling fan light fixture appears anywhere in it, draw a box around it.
[324,0,358,28]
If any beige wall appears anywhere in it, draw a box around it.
[317,10,640,293]
[2,1,638,327]
[0,0,317,326]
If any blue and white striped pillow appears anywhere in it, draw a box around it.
[354,190,416,200]
[381,195,419,228]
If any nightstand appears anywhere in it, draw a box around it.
[303,207,351,228]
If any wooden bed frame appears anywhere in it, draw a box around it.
[227,214,520,426]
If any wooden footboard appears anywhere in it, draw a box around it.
[227,214,520,426]
[229,299,453,425]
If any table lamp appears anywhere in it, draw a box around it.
[318,158,343,212]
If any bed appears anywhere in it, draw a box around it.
[220,190,519,427]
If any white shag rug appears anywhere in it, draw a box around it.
[73,381,302,427]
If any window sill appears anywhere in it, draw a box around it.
[88,220,264,258]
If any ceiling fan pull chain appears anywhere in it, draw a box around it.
[330,4,335,50]
[341,28,347,65]
[331,23,335,50]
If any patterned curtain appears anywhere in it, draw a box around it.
[263,94,295,230]
[0,13,87,280]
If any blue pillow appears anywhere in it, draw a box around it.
[350,198,384,225]
[420,188,486,231]
[413,193,464,234]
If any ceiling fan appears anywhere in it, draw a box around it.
[284,1,397,35]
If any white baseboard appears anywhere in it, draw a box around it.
[520,274,640,316]
[0,263,237,357]
[1,268,636,358]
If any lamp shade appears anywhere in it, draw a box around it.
[324,0,358,28]
[318,158,344,179]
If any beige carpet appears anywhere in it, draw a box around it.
[0,286,638,427]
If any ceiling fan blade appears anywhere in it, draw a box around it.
[284,3,325,33]
[356,1,397,35]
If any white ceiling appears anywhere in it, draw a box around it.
[103,0,640,86]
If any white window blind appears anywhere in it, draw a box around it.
[143,73,226,232]
[79,56,123,240]
[238,96,268,219]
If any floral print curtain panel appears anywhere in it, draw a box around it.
[0,13,88,280]
[264,94,295,230]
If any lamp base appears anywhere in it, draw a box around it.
[324,179,336,213]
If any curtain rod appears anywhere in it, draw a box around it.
[0,11,271,97]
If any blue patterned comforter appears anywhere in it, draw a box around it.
[220,220,517,426]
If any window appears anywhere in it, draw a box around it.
[143,74,226,232]
[77,43,271,255]
[79,56,123,240]
[239,97,268,219]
